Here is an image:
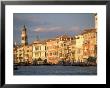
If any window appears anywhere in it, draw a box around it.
[50,53,52,56]
[22,37,25,40]
[45,46,46,50]
[35,47,39,50]
[77,49,80,54]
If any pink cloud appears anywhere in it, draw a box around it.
[33,26,82,34]
[34,27,45,32]
[33,26,63,33]
[70,26,82,34]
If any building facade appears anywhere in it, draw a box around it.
[56,35,74,64]
[46,39,59,64]
[32,41,47,61]
[73,35,84,62]
[82,29,97,61]
[13,23,97,65]
[23,45,33,63]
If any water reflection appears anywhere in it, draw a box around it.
[14,66,97,75]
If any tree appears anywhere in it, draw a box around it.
[44,59,47,64]
[38,57,42,61]
[33,59,37,65]
[87,56,96,63]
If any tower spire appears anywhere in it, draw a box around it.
[21,25,28,46]
[24,25,26,28]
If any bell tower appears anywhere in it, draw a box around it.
[21,25,28,46]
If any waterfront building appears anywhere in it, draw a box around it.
[56,35,73,63]
[16,46,24,63]
[13,43,18,64]
[32,40,47,61]
[82,29,97,61]
[73,35,84,62]
[14,45,33,64]
[68,38,76,63]
[46,39,58,64]
[23,45,33,63]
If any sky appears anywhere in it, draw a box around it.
[13,13,95,45]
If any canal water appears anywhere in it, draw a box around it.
[14,66,97,75]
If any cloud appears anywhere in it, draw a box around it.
[33,26,82,36]
[33,26,63,33]
[70,26,82,33]
[33,27,45,32]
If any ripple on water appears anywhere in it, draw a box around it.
[14,66,97,75]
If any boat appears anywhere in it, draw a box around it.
[14,64,18,70]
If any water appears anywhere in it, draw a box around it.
[14,66,97,75]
